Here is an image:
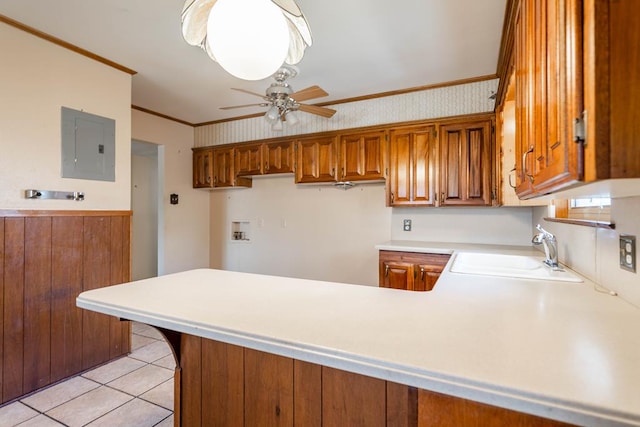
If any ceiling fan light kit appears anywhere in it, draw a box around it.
[181,0,313,80]
[220,65,337,131]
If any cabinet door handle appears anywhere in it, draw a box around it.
[522,145,534,183]
[390,192,395,204]
[265,161,269,171]
[420,267,425,281]
[385,264,389,277]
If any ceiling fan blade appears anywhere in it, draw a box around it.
[231,88,268,100]
[291,85,328,102]
[298,104,336,118]
[220,103,268,110]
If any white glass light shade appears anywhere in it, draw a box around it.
[207,0,290,80]
[285,110,299,126]
[264,106,280,124]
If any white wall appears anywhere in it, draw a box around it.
[532,195,640,308]
[210,177,392,286]
[391,207,533,245]
[210,175,535,286]
[131,109,209,275]
[0,22,132,210]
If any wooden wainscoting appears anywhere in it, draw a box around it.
[0,210,132,404]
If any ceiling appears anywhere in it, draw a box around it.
[0,0,507,125]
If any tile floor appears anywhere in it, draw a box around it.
[0,323,175,427]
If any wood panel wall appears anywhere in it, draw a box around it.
[174,333,575,427]
[0,210,132,404]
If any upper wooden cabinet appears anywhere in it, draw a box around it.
[295,136,339,183]
[193,147,213,188]
[235,140,295,177]
[264,140,296,175]
[513,0,640,198]
[193,146,251,189]
[338,130,387,182]
[234,143,263,177]
[439,119,493,206]
[387,125,437,206]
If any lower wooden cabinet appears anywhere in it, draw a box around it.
[173,333,574,427]
[379,250,451,291]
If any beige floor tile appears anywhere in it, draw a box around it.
[21,376,100,412]
[132,323,164,340]
[152,354,176,370]
[131,334,157,351]
[154,414,173,426]
[16,414,65,426]
[85,398,171,427]
[46,386,132,427]
[82,356,146,384]
[129,340,172,363]
[0,402,39,426]
[107,364,173,397]
[140,378,174,410]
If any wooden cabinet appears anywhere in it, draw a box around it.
[379,250,451,291]
[235,140,295,177]
[514,0,640,198]
[193,146,251,188]
[439,119,493,206]
[387,125,437,206]
[339,130,387,181]
[295,136,339,183]
[193,147,213,188]
[234,143,263,177]
[265,140,295,175]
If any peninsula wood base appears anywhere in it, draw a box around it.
[158,330,573,427]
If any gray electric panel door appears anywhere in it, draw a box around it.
[61,107,116,181]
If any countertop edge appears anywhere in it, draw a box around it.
[77,293,640,427]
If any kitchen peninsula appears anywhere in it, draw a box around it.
[77,249,640,427]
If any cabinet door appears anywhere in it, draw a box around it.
[380,261,414,290]
[388,126,436,206]
[415,265,442,292]
[515,0,583,198]
[193,148,213,188]
[339,130,386,181]
[235,144,263,176]
[295,136,338,183]
[264,140,295,174]
[213,148,234,187]
[439,120,492,206]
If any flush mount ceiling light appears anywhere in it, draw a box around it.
[181,0,313,81]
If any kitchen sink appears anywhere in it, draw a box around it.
[449,252,583,282]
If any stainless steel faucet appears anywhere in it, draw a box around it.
[532,224,560,269]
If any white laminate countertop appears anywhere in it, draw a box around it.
[77,242,640,427]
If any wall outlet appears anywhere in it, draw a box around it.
[403,219,412,231]
[619,235,636,273]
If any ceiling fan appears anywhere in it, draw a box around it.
[220,66,336,129]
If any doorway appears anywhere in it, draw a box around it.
[131,140,163,280]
